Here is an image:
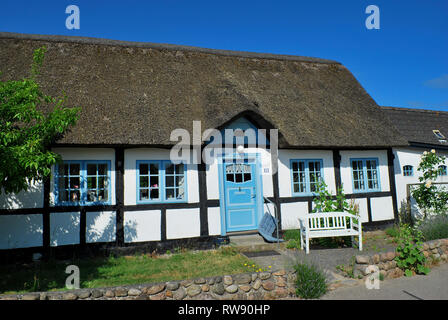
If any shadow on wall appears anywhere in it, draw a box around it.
[0,181,43,209]
[0,214,43,249]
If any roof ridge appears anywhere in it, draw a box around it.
[382,106,448,115]
[0,31,341,65]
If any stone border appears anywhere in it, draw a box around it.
[0,269,297,301]
[354,238,448,280]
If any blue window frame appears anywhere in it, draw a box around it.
[403,165,414,177]
[137,160,187,203]
[439,165,447,176]
[290,159,323,195]
[351,158,380,192]
[55,160,111,205]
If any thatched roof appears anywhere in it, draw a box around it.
[382,106,448,148]
[0,32,408,148]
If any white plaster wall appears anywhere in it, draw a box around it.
[124,210,161,243]
[277,150,336,197]
[50,211,80,246]
[340,150,390,194]
[207,207,221,236]
[371,197,395,221]
[280,202,309,230]
[0,214,43,249]
[166,208,200,239]
[0,180,44,209]
[355,198,369,223]
[124,148,199,205]
[86,211,116,243]
[50,148,116,206]
[206,156,220,200]
[393,147,448,213]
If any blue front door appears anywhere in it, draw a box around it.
[223,158,260,232]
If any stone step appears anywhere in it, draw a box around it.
[227,234,285,252]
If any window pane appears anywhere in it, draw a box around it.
[87,177,96,189]
[139,163,148,175]
[166,176,174,187]
[70,190,80,202]
[140,176,149,188]
[140,189,149,200]
[98,164,107,175]
[235,173,243,183]
[166,188,175,200]
[70,177,80,189]
[150,176,159,188]
[150,188,159,200]
[70,164,80,176]
[177,186,185,199]
[87,190,97,202]
[175,164,184,174]
[226,174,234,182]
[175,176,185,188]
[292,161,298,172]
[150,163,158,174]
[243,173,251,182]
[166,164,174,174]
[293,173,299,183]
[87,164,97,176]
[98,189,108,201]
[98,176,108,189]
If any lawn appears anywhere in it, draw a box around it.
[0,247,254,294]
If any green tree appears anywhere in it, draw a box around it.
[0,46,80,194]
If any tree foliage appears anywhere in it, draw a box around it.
[0,46,80,194]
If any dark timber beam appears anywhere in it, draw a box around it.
[387,148,400,223]
[198,162,209,237]
[115,147,125,246]
[42,176,51,255]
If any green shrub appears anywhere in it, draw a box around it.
[283,229,301,241]
[293,263,327,299]
[418,214,448,241]
[395,225,430,277]
[385,226,400,239]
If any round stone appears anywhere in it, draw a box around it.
[225,285,238,294]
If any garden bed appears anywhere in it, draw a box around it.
[0,247,254,294]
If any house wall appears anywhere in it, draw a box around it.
[393,147,448,217]
[0,146,400,250]
[278,149,395,229]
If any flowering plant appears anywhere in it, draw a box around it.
[411,150,448,219]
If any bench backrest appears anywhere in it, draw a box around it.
[301,212,357,231]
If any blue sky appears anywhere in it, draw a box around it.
[1,0,447,111]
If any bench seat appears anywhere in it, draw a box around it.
[299,211,362,254]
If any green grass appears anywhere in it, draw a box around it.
[283,229,301,249]
[0,247,253,294]
[385,226,400,240]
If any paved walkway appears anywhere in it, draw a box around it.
[322,263,448,300]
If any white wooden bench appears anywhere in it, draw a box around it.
[298,212,362,254]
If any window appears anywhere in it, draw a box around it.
[433,130,447,143]
[403,165,414,177]
[291,159,323,195]
[351,158,380,192]
[439,165,447,176]
[137,160,186,203]
[55,161,111,205]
